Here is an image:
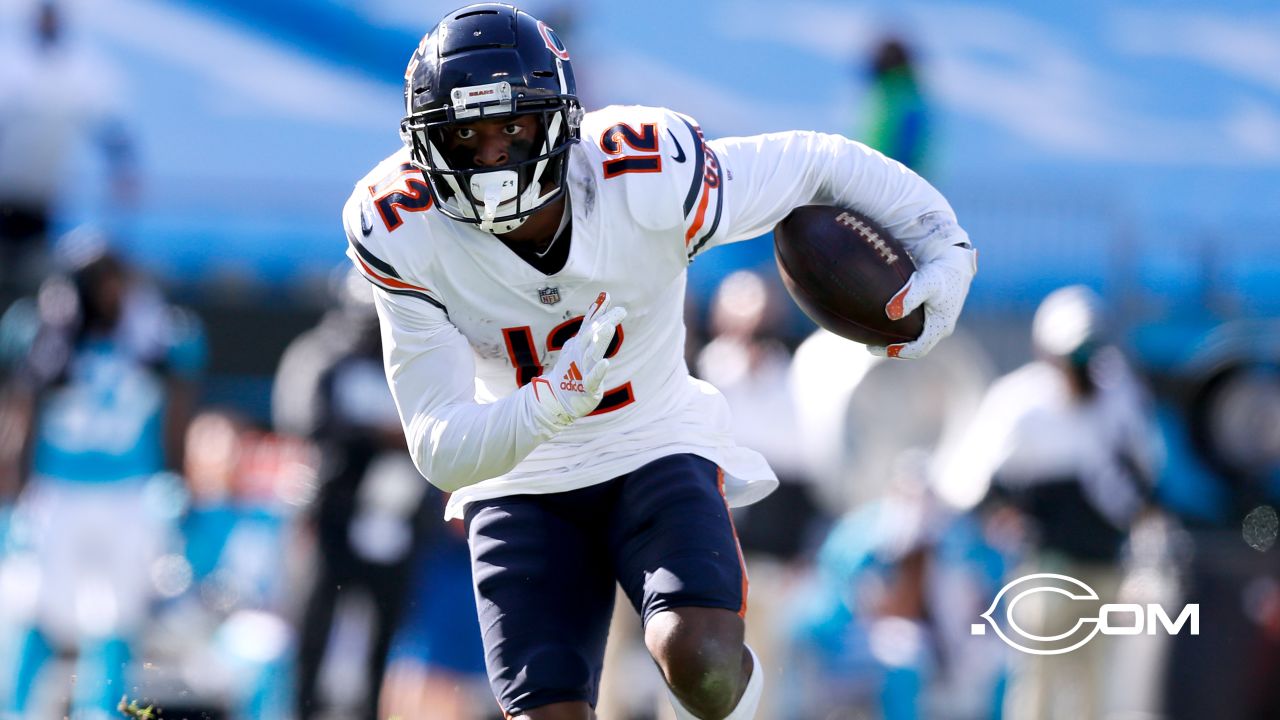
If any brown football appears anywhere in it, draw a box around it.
[774,205,924,346]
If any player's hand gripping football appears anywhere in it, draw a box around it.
[530,291,627,427]
[869,243,976,360]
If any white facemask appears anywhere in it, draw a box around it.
[425,112,566,235]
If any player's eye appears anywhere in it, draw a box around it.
[455,127,477,140]
[504,123,525,136]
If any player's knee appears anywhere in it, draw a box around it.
[646,608,747,719]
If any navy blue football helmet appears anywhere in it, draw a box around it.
[401,4,583,233]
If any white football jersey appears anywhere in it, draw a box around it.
[343,105,970,519]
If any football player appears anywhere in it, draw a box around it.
[342,5,977,719]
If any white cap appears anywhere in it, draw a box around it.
[1032,285,1105,357]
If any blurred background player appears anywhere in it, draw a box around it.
[141,408,299,719]
[947,285,1165,720]
[0,231,204,719]
[273,269,430,720]
[783,450,1009,720]
[780,311,998,720]
[1154,318,1280,719]
[0,1,135,293]
[858,36,932,176]
[378,491,492,720]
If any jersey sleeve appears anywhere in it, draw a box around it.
[342,188,449,314]
[339,188,565,492]
[691,130,972,266]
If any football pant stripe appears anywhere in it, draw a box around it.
[715,466,749,618]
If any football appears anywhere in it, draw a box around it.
[774,205,924,346]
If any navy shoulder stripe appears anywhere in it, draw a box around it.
[375,284,449,314]
[679,116,707,217]
[351,237,404,280]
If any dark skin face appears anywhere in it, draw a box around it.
[441,114,566,248]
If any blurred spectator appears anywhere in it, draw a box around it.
[1155,319,1280,720]
[697,270,826,561]
[274,269,429,720]
[778,308,994,720]
[859,36,931,174]
[378,491,491,720]
[0,2,136,292]
[789,327,992,516]
[784,450,1008,720]
[947,285,1164,720]
[0,230,204,719]
[141,410,303,719]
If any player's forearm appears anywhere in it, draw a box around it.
[404,384,561,492]
[716,130,971,261]
[814,132,971,261]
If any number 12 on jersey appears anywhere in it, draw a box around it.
[501,317,635,416]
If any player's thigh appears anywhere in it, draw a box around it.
[610,454,747,626]
[466,493,616,715]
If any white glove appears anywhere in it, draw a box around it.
[869,243,976,359]
[529,291,627,427]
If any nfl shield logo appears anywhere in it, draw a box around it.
[538,286,561,305]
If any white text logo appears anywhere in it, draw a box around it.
[971,573,1199,655]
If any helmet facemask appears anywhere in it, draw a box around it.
[403,82,581,234]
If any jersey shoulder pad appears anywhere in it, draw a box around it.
[579,105,713,233]
[342,149,448,313]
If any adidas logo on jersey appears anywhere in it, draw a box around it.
[560,361,585,392]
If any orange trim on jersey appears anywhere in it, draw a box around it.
[355,254,433,295]
[586,381,635,416]
[367,162,422,196]
[545,315,584,352]
[605,323,624,359]
[603,155,662,178]
[684,180,712,246]
[530,377,553,403]
[590,291,608,315]
[716,466,749,618]
[598,122,661,155]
